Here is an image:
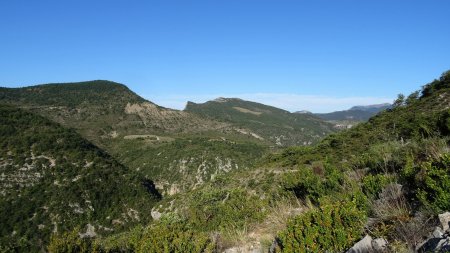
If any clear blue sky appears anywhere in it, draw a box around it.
[1,0,449,112]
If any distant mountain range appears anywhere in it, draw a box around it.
[310,103,391,122]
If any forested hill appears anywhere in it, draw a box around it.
[0,80,146,107]
[0,104,160,252]
[0,80,229,145]
[185,97,335,146]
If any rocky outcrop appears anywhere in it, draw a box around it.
[345,212,450,252]
[417,212,450,253]
[346,235,388,253]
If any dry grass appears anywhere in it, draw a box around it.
[371,183,410,221]
[218,197,306,252]
[369,183,437,252]
[394,212,436,251]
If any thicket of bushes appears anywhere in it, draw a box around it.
[275,201,365,252]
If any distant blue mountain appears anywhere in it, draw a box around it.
[311,103,391,121]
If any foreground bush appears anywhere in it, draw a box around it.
[48,219,216,253]
[135,220,215,253]
[275,201,365,253]
[416,154,450,213]
[282,163,343,204]
[48,228,103,253]
[362,174,395,198]
[187,188,266,231]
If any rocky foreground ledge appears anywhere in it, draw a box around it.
[346,212,450,253]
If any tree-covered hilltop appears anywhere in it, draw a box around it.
[48,71,450,252]
[0,80,229,144]
[185,98,335,146]
[0,80,146,107]
[0,105,160,252]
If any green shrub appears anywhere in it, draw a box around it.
[416,154,450,213]
[49,220,216,253]
[187,188,266,231]
[282,163,343,204]
[48,228,103,253]
[136,220,215,253]
[275,201,365,252]
[362,174,395,198]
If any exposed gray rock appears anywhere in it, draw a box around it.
[417,212,450,253]
[439,212,450,232]
[418,237,450,253]
[347,235,373,253]
[372,238,388,252]
[433,227,445,238]
[79,224,96,238]
[151,209,162,220]
[347,235,389,253]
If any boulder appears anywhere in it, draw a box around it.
[438,212,450,232]
[347,235,389,253]
[372,238,388,252]
[347,235,373,253]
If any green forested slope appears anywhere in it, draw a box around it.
[0,81,269,196]
[0,105,160,252]
[109,136,267,195]
[185,98,335,146]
